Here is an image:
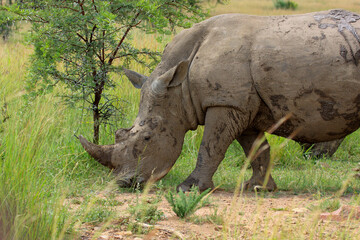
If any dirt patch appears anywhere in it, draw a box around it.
[70,191,360,239]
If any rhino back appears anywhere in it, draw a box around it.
[249,10,360,142]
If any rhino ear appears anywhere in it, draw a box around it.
[159,60,189,88]
[123,69,148,89]
[151,60,189,94]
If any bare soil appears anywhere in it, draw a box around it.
[73,190,360,240]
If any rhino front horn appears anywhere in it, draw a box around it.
[79,135,115,168]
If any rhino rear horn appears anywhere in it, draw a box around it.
[79,135,115,168]
[123,69,148,89]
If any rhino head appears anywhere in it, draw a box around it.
[79,60,196,187]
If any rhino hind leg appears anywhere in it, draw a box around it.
[301,138,344,158]
[237,132,277,191]
[177,107,250,192]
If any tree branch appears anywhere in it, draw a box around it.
[89,24,97,43]
[108,11,141,65]
[89,26,127,42]
[50,4,79,12]
[76,32,87,43]
[92,0,98,13]
[52,71,78,86]
[111,5,124,14]
[102,30,105,62]
[10,10,49,24]
[78,0,85,15]
[96,52,103,63]
[115,51,161,59]
[60,57,81,67]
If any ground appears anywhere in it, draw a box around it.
[71,190,360,239]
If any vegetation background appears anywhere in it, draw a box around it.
[1,0,360,239]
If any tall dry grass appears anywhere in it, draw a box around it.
[212,0,360,16]
[1,1,360,239]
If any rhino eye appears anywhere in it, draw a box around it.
[144,136,151,141]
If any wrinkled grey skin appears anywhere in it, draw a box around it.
[80,10,360,191]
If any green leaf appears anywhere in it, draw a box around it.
[165,187,211,218]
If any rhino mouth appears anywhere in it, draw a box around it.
[116,175,146,188]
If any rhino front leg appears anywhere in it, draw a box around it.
[177,107,248,192]
[237,132,277,191]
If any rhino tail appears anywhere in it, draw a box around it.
[79,135,115,168]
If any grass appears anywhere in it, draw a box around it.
[187,208,225,225]
[165,187,211,219]
[1,1,360,239]
[0,38,112,239]
[312,198,341,212]
[128,194,165,224]
[211,0,360,16]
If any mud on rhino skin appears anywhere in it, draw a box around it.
[79,10,360,192]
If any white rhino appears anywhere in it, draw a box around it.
[80,9,360,191]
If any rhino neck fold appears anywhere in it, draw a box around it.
[182,77,203,130]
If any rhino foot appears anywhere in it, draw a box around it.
[176,176,214,192]
[243,175,277,192]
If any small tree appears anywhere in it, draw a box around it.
[4,0,212,143]
[273,0,298,10]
